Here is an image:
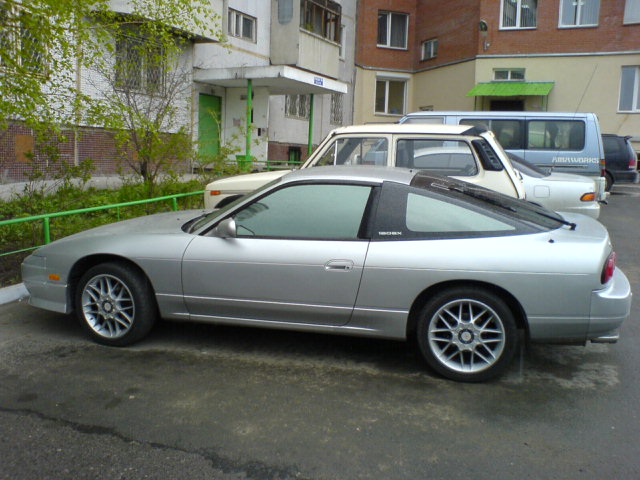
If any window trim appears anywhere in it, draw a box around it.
[499,0,538,30]
[377,11,409,50]
[558,0,600,28]
[228,8,257,42]
[618,66,640,113]
[493,68,526,81]
[300,0,342,44]
[421,38,438,61]
[624,0,640,24]
[374,77,408,116]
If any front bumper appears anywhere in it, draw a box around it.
[21,254,70,314]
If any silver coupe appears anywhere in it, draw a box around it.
[22,167,631,382]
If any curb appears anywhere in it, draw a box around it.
[0,283,29,305]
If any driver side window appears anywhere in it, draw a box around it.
[233,184,373,240]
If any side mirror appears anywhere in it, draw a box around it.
[214,217,237,238]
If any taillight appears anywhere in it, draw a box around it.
[629,154,637,170]
[600,158,606,177]
[601,252,617,284]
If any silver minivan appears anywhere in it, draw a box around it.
[401,111,606,199]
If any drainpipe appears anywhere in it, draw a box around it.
[308,93,314,155]
[245,78,253,170]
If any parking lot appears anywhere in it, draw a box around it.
[0,183,639,480]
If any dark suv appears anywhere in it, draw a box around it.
[602,134,639,191]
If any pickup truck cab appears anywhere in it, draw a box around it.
[205,124,525,209]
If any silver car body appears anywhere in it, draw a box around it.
[24,168,630,348]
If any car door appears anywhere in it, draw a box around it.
[181,182,375,326]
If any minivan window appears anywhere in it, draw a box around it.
[527,120,585,150]
[460,119,525,149]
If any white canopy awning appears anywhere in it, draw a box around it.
[193,65,348,95]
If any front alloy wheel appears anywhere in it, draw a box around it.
[417,288,517,382]
[76,262,157,346]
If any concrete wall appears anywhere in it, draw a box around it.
[412,60,476,112]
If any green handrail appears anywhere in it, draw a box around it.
[0,190,204,258]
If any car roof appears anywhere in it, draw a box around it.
[280,165,418,186]
[403,111,595,119]
[327,123,479,136]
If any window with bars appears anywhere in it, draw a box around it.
[625,0,640,24]
[0,3,47,74]
[421,39,438,60]
[300,0,341,43]
[377,11,408,49]
[330,94,343,125]
[285,94,311,119]
[559,0,600,27]
[228,8,256,42]
[619,66,640,112]
[115,32,166,95]
[375,78,406,115]
[501,0,537,29]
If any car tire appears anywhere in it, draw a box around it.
[605,172,614,192]
[75,262,157,346]
[416,287,518,382]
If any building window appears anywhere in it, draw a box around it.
[300,0,341,43]
[285,94,311,119]
[228,8,256,42]
[375,78,406,115]
[624,0,640,24]
[619,66,640,112]
[559,0,600,27]
[330,93,343,125]
[421,39,438,60]
[501,0,537,29]
[493,68,525,81]
[0,4,46,74]
[377,11,408,49]
[115,32,166,95]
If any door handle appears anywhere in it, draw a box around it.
[324,260,354,272]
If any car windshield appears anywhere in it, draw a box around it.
[507,154,550,178]
[185,178,282,233]
[411,172,572,230]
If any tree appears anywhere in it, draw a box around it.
[0,0,225,190]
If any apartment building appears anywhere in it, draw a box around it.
[354,0,640,145]
[0,0,353,181]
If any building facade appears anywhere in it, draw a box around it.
[354,0,640,148]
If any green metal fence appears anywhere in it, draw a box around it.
[0,190,204,258]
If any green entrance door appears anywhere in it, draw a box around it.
[198,94,222,162]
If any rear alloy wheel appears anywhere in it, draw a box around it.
[76,262,157,346]
[417,288,517,382]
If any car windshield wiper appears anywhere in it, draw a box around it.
[531,209,577,230]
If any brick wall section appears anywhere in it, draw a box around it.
[356,0,418,71]
[414,0,480,70]
[357,0,640,72]
[479,0,640,56]
[268,142,312,166]
[0,123,192,183]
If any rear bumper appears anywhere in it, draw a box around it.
[612,170,640,185]
[587,268,632,342]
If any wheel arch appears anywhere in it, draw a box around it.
[66,254,156,313]
[406,280,529,341]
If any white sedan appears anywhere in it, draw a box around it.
[509,154,601,219]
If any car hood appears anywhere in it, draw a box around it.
[55,209,205,242]
[205,170,291,191]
